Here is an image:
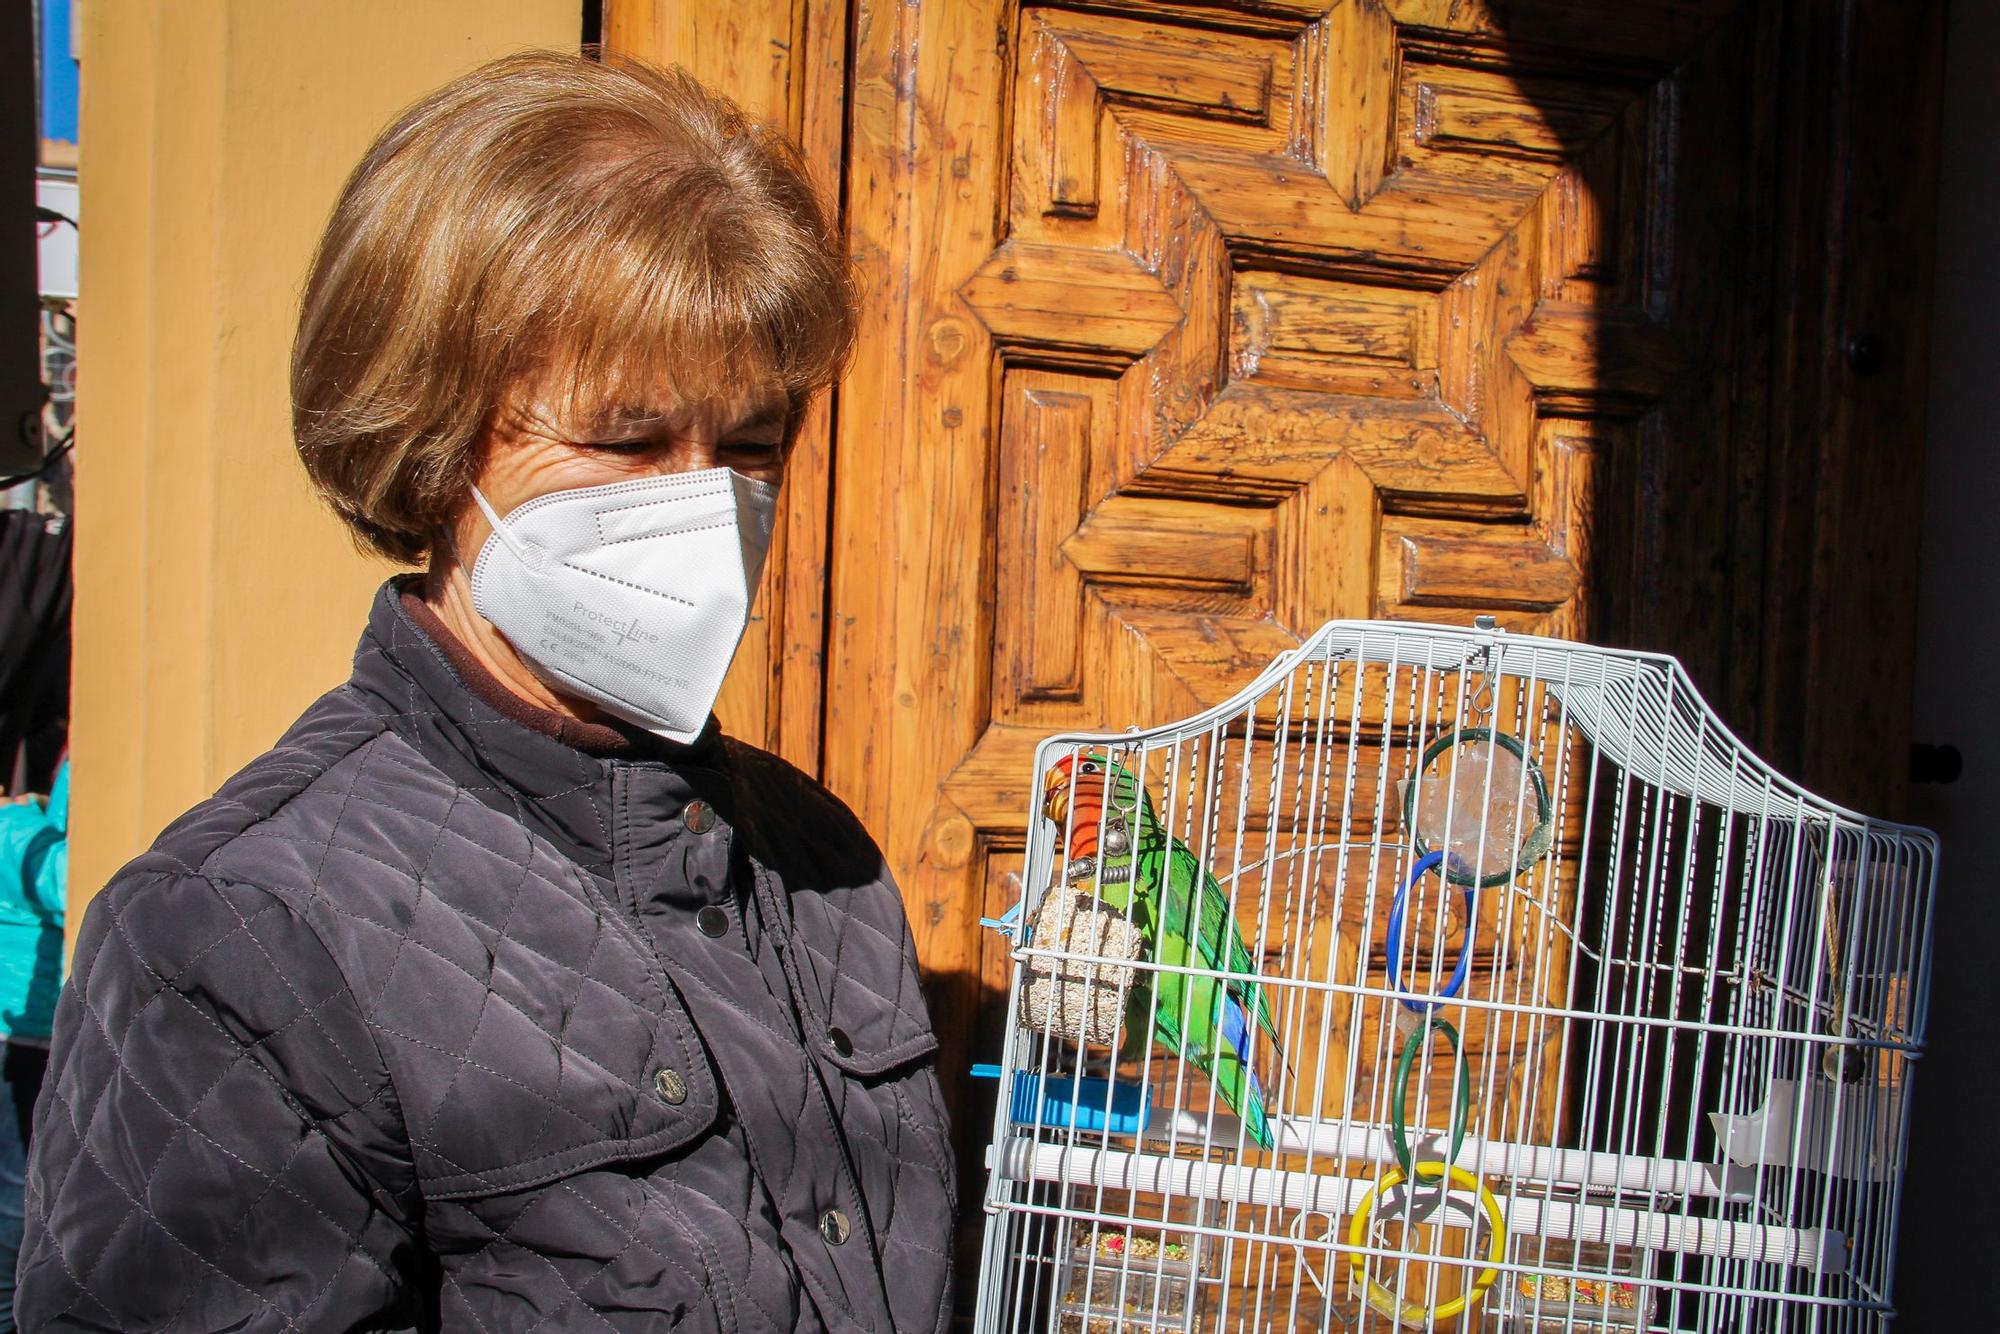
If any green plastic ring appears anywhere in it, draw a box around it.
[1391,1015,1471,1179]
[1402,727,1555,889]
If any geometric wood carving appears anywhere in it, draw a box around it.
[945,3,1730,871]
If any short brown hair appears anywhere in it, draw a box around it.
[292,50,855,564]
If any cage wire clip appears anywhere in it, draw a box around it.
[1465,614,1502,722]
[979,901,1022,938]
[980,872,1026,936]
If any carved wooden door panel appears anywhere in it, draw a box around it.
[830,0,1777,1124]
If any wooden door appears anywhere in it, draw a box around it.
[607,0,1943,1303]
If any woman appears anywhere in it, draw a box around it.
[18,52,954,1332]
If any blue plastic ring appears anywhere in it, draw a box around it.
[1385,850,1474,1013]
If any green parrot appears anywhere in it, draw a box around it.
[1040,751,1283,1148]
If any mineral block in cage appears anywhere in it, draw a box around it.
[1059,1228,1206,1333]
[1500,1238,1652,1329]
[1020,888,1145,1047]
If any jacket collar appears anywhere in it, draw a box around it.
[347,579,734,879]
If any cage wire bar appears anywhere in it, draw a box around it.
[971,619,1935,1334]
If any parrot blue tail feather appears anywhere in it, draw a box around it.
[1217,994,1274,1148]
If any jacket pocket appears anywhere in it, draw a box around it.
[428,1168,757,1334]
[769,866,943,1079]
[379,947,722,1202]
[819,1014,940,1079]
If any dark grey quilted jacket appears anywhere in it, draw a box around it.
[18,584,956,1332]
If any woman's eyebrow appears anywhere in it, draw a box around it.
[729,405,788,434]
[575,396,787,437]
[587,404,668,431]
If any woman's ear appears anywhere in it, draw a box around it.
[434,414,504,574]
[424,498,483,599]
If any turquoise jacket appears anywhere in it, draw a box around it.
[0,762,67,1041]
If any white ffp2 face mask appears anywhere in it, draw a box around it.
[468,468,779,743]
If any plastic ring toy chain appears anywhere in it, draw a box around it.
[1345,1163,1507,1327]
[1402,727,1555,889]
[1385,851,1473,1013]
[1390,1016,1471,1180]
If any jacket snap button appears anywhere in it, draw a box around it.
[696,905,729,938]
[828,1026,854,1058]
[682,799,716,834]
[819,1208,851,1246]
[654,1067,687,1105]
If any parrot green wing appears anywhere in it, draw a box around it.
[1128,796,1281,1148]
[1129,789,1275,1042]
[1141,909,1273,1149]
[1162,842,1279,1040]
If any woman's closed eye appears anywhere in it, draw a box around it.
[569,434,780,470]
[718,438,786,471]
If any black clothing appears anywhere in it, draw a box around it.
[18,583,954,1332]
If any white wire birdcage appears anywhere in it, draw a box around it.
[971,618,1935,1334]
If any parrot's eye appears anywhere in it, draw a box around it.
[1080,761,1100,774]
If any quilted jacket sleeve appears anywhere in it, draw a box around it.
[17,868,429,1331]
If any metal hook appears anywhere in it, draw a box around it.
[1468,672,1495,723]
[1464,622,1498,722]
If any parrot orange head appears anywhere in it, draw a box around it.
[1041,753,1099,828]
[1044,753,1113,876]
[1041,751,1147,876]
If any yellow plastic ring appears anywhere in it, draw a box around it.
[1344,1162,1507,1326]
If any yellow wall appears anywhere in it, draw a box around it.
[71,1,579,929]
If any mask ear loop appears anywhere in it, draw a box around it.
[468,487,530,560]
